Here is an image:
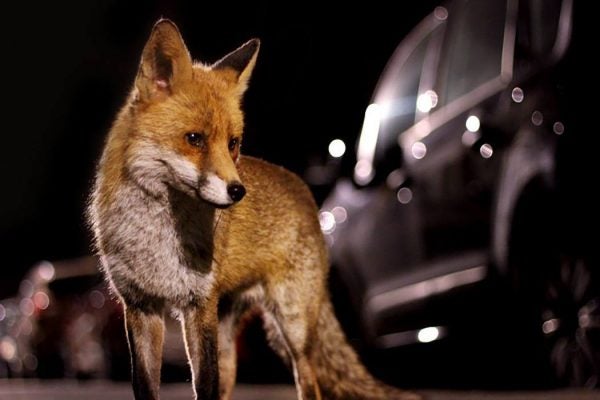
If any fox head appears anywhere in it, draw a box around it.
[125,19,259,208]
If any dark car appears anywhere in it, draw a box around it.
[320,0,597,389]
[0,257,270,382]
[0,258,130,379]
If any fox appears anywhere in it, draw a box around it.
[88,19,420,400]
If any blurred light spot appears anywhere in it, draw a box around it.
[411,141,427,159]
[397,187,413,204]
[90,290,106,309]
[355,104,381,184]
[542,318,560,334]
[331,206,348,224]
[386,169,406,189]
[76,313,96,334]
[20,298,34,317]
[33,292,50,310]
[21,319,33,336]
[328,139,346,158]
[376,327,447,348]
[466,115,480,132]
[553,121,565,135]
[461,130,480,147]
[511,87,524,103]
[434,6,448,20]
[480,143,494,158]
[19,280,34,298]
[354,159,374,185]
[418,327,440,343]
[531,110,543,126]
[37,261,55,281]
[319,211,336,234]
[579,313,590,328]
[416,90,438,113]
[0,305,5,321]
[23,353,38,371]
[0,337,17,361]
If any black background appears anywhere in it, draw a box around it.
[0,1,436,296]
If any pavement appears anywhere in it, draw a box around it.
[0,381,599,400]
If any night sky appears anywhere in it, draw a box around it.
[0,1,436,296]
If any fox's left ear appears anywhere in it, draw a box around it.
[213,39,260,96]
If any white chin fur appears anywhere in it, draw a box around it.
[199,173,232,206]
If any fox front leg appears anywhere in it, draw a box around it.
[125,306,165,400]
[182,300,220,400]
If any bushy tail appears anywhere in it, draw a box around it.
[313,299,421,400]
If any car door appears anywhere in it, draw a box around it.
[358,0,514,341]
[401,0,513,273]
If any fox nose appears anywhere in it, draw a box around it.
[227,182,246,203]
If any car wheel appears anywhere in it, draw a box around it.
[507,181,599,387]
[540,254,600,387]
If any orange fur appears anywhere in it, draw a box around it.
[88,19,420,400]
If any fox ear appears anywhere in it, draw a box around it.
[213,39,260,95]
[135,19,193,102]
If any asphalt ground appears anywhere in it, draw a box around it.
[0,381,598,400]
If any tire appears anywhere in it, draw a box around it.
[540,254,600,387]
[508,182,600,387]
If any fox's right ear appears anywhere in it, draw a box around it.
[213,39,260,97]
[135,19,193,102]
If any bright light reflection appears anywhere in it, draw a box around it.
[34,292,50,310]
[411,142,427,159]
[418,327,440,343]
[434,6,448,20]
[355,104,382,184]
[37,261,55,281]
[0,337,17,361]
[331,206,347,224]
[542,318,560,334]
[531,111,543,126]
[466,115,480,132]
[553,122,565,135]
[319,211,336,234]
[416,90,438,113]
[328,139,346,158]
[354,160,374,185]
[397,187,413,204]
[511,87,524,103]
[480,143,493,159]
[0,305,5,321]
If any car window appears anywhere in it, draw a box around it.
[356,19,442,185]
[437,0,507,106]
[375,37,429,163]
[525,0,563,57]
[514,0,565,75]
[372,24,442,169]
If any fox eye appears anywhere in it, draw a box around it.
[228,138,239,151]
[185,132,205,148]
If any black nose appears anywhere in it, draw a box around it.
[227,183,246,202]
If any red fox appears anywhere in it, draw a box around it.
[88,19,420,400]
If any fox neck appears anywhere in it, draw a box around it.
[166,186,219,274]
